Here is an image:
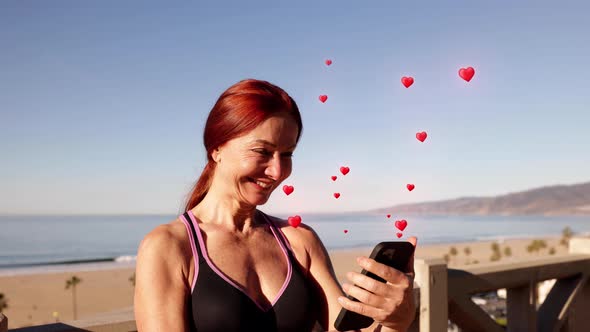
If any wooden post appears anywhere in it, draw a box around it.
[0,313,7,332]
[507,281,537,332]
[414,257,448,332]
[566,237,590,331]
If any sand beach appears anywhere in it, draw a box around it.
[0,236,568,329]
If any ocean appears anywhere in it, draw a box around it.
[1,213,589,271]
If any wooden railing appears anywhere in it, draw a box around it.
[4,237,590,332]
[415,236,590,332]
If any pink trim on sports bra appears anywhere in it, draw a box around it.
[186,210,293,312]
[180,214,199,292]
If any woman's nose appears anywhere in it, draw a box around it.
[265,155,282,179]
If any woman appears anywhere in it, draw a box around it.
[134,79,417,332]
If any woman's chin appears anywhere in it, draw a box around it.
[250,197,269,206]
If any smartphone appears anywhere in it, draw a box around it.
[333,241,415,332]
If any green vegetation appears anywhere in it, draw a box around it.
[464,247,472,256]
[526,239,548,255]
[549,247,556,255]
[463,247,472,264]
[503,246,512,257]
[450,247,458,256]
[491,243,500,252]
[560,226,574,248]
[495,317,507,327]
[490,242,502,262]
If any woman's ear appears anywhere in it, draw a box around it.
[211,148,221,163]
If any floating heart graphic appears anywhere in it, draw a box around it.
[334,193,341,199]
[396,232,403,238]
[387,214,391,218]
[407,184,415,191]
[459,67,475,82]
[340,166,350,175]
[282,185,294,196]
[319,95,328,103]
[401,76,414,88]
[331,175,337,181]
[325,59,332,66]
[343,229,348,234]
[416,131,427,142]
[288,215,302,228]
[395,219,408,231]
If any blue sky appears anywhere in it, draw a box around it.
[1,1,589,215]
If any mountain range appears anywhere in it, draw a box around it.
[371,181,590,216]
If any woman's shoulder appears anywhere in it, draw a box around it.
[142,217,188,246]
[259,211,325,254]
[137,217,191,268]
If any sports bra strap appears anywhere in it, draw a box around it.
[182,211,206,263]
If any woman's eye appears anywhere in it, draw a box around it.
[253,149,272,156]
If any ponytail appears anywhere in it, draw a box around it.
[184,161,216,212]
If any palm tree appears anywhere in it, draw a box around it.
[65,275,82,320]
[490,242,502,262]
[129,273,136,287]
[491,242,501,253]
[443,254,450,264]
[463,247,472,264]
[449,247,458,265]
[0,292,8,313]
[503,246,512,257]
[560,226,574,247]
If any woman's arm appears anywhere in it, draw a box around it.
[300,225,349,331]
[134,224,191,332]
[299,224,416,332]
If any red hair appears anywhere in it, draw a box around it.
[184,79,303,211]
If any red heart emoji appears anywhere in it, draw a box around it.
[325,59,332,66]
[334,193,340,199]
[282,185,294,196]
[401,76,414,88]
[416,131,427,142]
[288,215,302,228]
[343,229,348,234]
[340,166,350,175]
[459,66,475,82]
[331,175,337,181]
[387,214,391,218]
[407,184,415,191]
[319,95,328,103]
[395,219,408,231]
[396,232,403,238]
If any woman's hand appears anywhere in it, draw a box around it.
[337,237,418,332]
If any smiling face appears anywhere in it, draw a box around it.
[210,114,299,207]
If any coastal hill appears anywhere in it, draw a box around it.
[371,181,590,216]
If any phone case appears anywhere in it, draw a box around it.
[333,241,415,331]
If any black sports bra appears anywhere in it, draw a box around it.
[180,210,319,332]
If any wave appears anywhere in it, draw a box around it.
[0,255,136,269]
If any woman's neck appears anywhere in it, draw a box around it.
[190,190,260,234]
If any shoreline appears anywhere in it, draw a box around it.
[0,235,571,328]
[2,232,578,275]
